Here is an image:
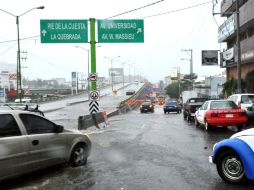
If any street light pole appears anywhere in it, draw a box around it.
[181,49,193,90]
[75,46,90,93]
[104,56,120,92]
[0,6,44,102]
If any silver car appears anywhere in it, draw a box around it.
[0,110,91,181]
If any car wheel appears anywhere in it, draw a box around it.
[187,115,191,122]
[216,150,246,184]
[194,117,199,127]
[205,120,211,131]
[70,144,88,167]
[183,113,187,120]
[237,124,243,132]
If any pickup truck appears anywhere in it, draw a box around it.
[183,97,207,121]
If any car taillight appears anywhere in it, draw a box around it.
[211,113,220,117]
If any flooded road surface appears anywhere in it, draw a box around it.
[1,106,254,190]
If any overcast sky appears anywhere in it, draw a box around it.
[0,0,225,83]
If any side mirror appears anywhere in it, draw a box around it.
[54,125,64,133]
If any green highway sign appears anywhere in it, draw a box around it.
[97,19,144,43]
[40,19,88,43]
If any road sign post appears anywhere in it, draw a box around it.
[97,19,144,43]
[40,19,88,43]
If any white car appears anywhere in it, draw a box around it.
[210,128,254,183]
[228,93,254,122]
[0,110,91,181]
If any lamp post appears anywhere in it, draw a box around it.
[181,49,193,90]
[181,57,193,90]
[75,46,90,93]
[104,56,120,92]
[0,6,44,102]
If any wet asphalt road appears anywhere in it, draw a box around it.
[1,105,254,190]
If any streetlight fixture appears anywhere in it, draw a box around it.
[0,6,45,102]
[104,56,120,92]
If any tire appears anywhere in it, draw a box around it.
[216,150,246,184]
[205,120,211,131]
[70,144,88,167]
[237,124,243,132]
[187,115,191,122]
[183,113,187,120]
[194,117,199,127]
[164,111,166,114]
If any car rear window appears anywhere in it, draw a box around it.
[210,101,238,110]
[142,102,151,106]
[241,95,254,103]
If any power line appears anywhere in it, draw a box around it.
[141,1,213,19]
[0,43,16,55]
[0,35,39,44]
[106,0,165,19]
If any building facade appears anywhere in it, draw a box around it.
[220,0,254,81]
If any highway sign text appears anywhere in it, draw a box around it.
[40,19,88,43]
[97,19,144,43]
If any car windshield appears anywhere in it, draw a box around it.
[210,101,238,110]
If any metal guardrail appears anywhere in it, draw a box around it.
[117,83,147,113]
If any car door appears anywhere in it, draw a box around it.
[0,114,30,179]
[19,113,68,169]
[196,102,209,125]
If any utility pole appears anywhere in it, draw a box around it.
[236,0,241,93]
[181,49,193,89]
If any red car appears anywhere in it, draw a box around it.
[195,100,247,131]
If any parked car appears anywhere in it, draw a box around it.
[140,101,154,113]
[209,128,254,184]
[228,93,254,123]
[0,110,91,181]
[195,100,247,131]
[183,97,207,121]
[163,101,181,114]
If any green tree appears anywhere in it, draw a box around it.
[165,82,179,98]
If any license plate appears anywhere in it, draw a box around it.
[226,114,233,118]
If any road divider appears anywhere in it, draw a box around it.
[78,111,109,130]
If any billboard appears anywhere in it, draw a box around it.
[170,68,178,80]
[201,50,218,66]
[108,68,123,76]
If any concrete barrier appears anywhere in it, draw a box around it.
[78,111,109,130]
